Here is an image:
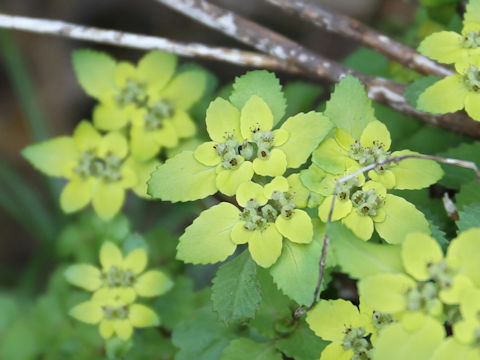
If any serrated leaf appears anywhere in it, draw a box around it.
[437,142,480,189]
[250,269,292,338]
[429,220,449,251]
[404,75,441,107]
[456,203,480,233]
[221,338,281,360]
[154,276,197,330]
[284,82,323,118]
[324,75,376,139]
[275,319,328,360]
[230,70,286,125]
[72,49,116,99]
[211,251,261,323]
[329,222,404,279]
[177,202,239,264]
[172,307,235,360]
[456,180,480,210]
[147,151,217,202]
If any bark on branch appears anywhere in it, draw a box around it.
[0,13,301,73]
[264,0,454,77]
[154,0,480,139]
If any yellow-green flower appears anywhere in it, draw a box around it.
[176,176,313,268]
[149,95,331,201]
[69,288,159,340]
[312,121,443,190]
[418,0,480,64]
[306,299,388,360]
[418,57,480,121]
[65,241,172,300]
[302,163,429,244]
[359,230,480,320]
[231,176,313,267]
[22,121,158,220]
[441,288,480,360]
[73,50,206,161]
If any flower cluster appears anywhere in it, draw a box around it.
[355,228,480,359]
[22,50,207,220]
[65,241,172,340]
[418,0,480,121]
[300,115,442,243]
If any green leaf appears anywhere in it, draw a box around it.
[154,276,197,330]
[172,307,235,360]
[284,82,323,118]
[147,151,217,202]
[278,111,333,168]
[404,75,441,107]
[221,338,281,360]
[328,222,404,279]
[72,49,116,99]
[437,142,480,189]
[324,75,376,139]
[230,70,286,125]
[456,180,480,210]
[343,47,389,77]
[250,269,292,338]
[275,319,328,360]
[211,251,261,324]
[429,220,449,251]
[269,239,321,306]
[177,202,239,264]
[456,203,480,233]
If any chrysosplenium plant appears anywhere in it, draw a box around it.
[18,24,480,357]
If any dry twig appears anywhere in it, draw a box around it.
[154,0,480,139]
[297,154,480,317]
[264,0,454,77]
[0,13,301,73]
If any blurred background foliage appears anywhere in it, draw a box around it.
[0,0,476,358]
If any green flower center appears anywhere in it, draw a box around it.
[464,66,480,92]
[103,305,129,320]
[463,31,480,49]
[75,150,123,182]
[406,282,438,312]
[342,327,373,360]
[216,130,276,169]
[351,189,384,217]
[349,140,391,173]
[427,261,454,289]
[372,311,393,331]
[101,266,136,287]
[240,191,295,231]
[144,100,175,131]
[115,79,147,107]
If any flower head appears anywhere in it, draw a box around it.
[231,176,313,267]
[22,121,158,220]
[69,289,159,340]
[306,299,391,360]
[418,0,480,64]
[65,241,173,300]
[73,50,206,161]
[418,57,480,121]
